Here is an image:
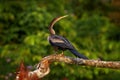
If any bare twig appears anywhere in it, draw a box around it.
[16,54,120,80]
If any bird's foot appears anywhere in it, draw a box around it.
[61,51,64,55]
[60,51,64,56]
[59,53,64,57]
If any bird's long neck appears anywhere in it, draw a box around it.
[48,18,56,35]
[48,15,68,35]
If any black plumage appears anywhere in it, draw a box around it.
[48,15,88,59]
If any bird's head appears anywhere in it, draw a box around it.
[48,15,68,35]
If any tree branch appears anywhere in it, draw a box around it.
[16,54,120,80]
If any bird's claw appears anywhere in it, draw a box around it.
[59,54,64,57]
[60,52,64,56]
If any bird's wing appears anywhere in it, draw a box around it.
[50,35,74,49]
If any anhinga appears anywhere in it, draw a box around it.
[48,15,88,59]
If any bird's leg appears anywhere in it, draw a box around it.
[53,47,58,54]
[61,51,64,56]
[61,51,64,55]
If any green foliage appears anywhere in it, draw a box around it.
[0,0,120,80]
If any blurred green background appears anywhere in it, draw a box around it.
[0,0,120,80]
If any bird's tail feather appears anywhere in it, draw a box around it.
[69,49,88,59]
